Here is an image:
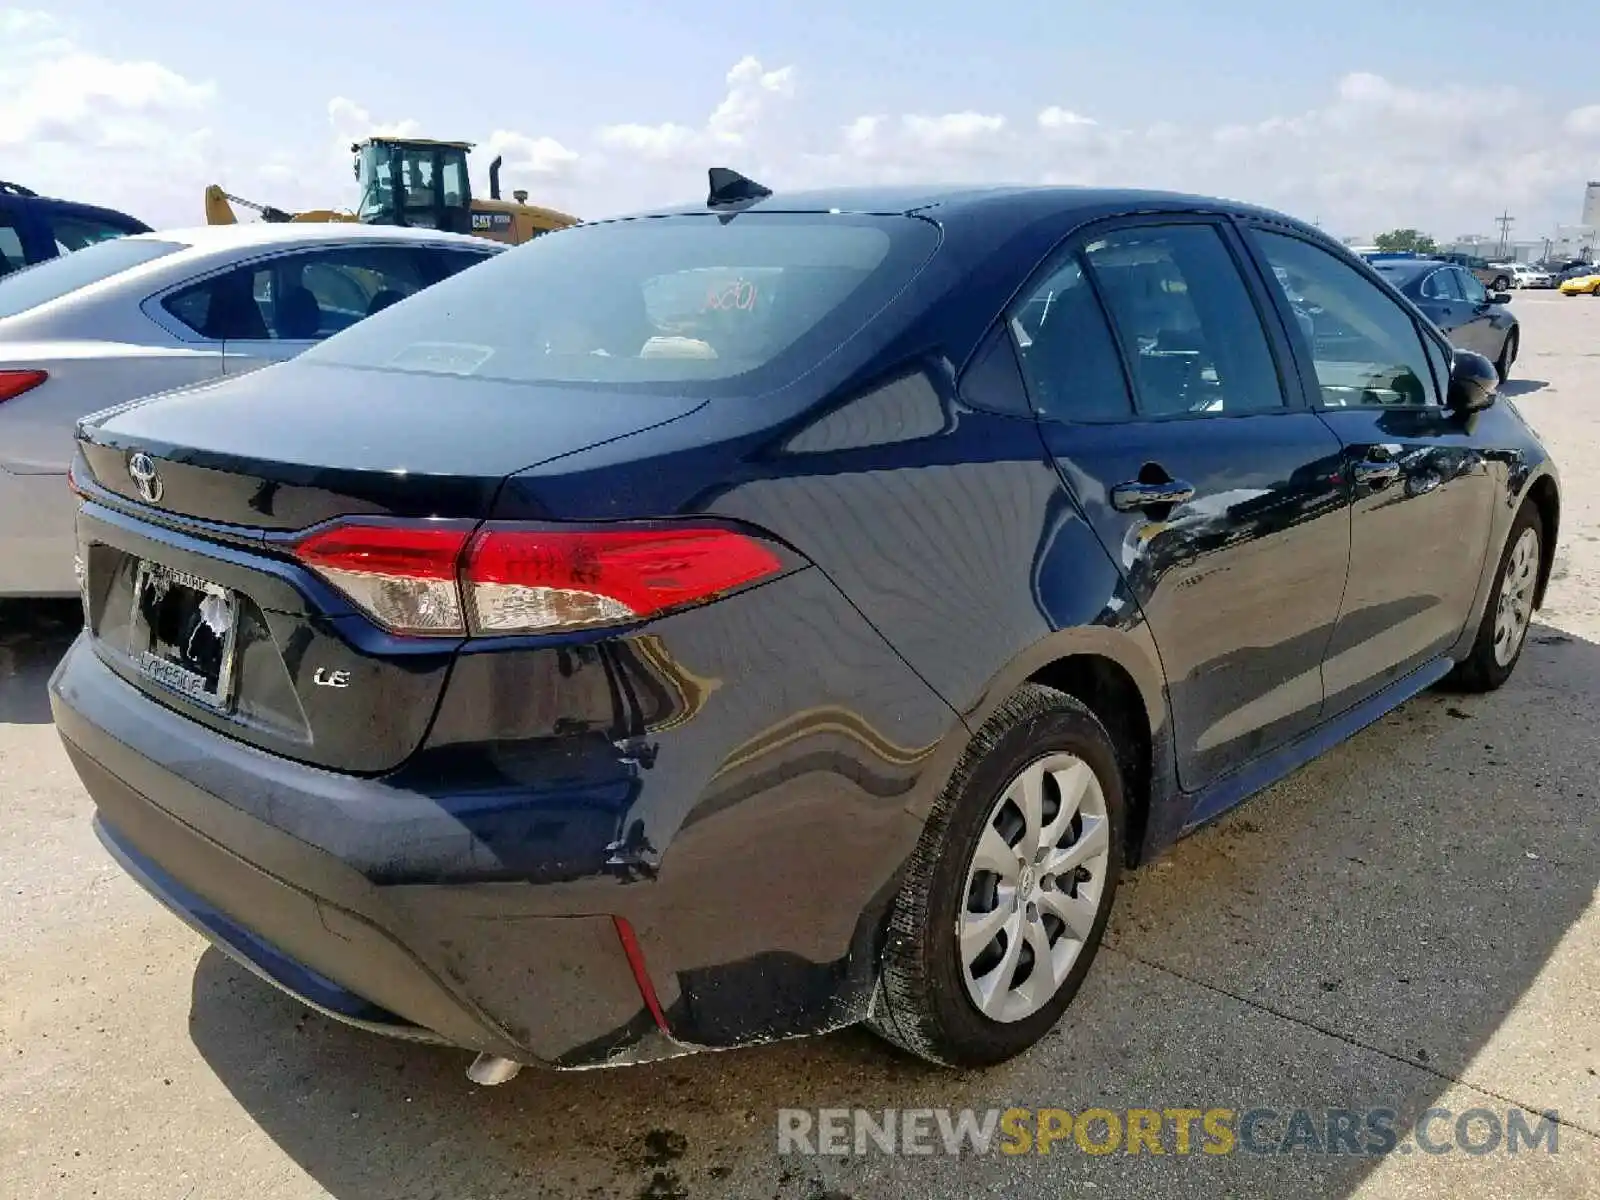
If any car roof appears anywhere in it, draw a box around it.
[608,183,1306,226]
[142,222,500,252]
[0,184,152,231]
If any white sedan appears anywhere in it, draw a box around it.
[0,223,503,596]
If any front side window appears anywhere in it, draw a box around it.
[1250,229,1438,408]
[1082,223,1286,416]
[302,213,938,395]
[1006,256,1133,422]
[1457,269,1488,304]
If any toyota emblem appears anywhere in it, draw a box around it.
[128,452,163,504]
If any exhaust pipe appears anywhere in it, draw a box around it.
[466,1053,523,1086]
[488,155,503,201]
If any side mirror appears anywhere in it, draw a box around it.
[1490,291,1512,305]
[1447,348,1498,414]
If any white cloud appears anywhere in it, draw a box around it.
[0,11,213,150]
[0,8,215,223]
[811,72,1600,238]
[597,55,798,163]
[902,111,1006,151]
[482,130,581,179]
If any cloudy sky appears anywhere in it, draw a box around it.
[6,1,1600,242]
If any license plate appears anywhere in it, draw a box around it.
[129,561,238,710]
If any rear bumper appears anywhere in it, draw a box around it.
[50,561,957,1065]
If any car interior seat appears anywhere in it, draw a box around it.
[276,285,324,340]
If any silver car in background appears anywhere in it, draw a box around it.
[0,223,503,596]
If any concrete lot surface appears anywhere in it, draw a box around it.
[2,292,1598,1199]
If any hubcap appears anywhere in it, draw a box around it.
[957,752,1111,1024]
[1493,527,1540,667]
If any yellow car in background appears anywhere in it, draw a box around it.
[1558,270,1600,296]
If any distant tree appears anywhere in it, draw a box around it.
[1374,228,1440,255]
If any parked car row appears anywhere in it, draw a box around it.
[21,173,1560,1083]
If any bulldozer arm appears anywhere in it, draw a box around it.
[204,184,356,226]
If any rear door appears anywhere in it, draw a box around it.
[1450,268,1502,356]
[1013,216,1350,790]
[1243,226,1497,712]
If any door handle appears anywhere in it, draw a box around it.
[1352,460,1402,488]
[1110,479,1196,512]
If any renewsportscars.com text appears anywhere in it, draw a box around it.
[777,1106,1560,1158]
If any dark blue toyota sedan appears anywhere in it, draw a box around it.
[51,176,1560,1078]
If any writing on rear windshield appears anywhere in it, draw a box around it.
[704,278,760,312]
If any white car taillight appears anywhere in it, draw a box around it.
[292,520,785,637]
[0,369,48,403]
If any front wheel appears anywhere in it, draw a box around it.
[1446,503,1542,692]
[1493,275,1510,291]
[1495,330,1518,383]
[869,684,1124,1067]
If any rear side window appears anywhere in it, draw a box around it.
[0,237,185,319]
[302,213,939,395]
[1083,224,1286,416]
[1007,256,1132,422]
[164,246,446,341]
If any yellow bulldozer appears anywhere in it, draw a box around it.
[204,136,579,245]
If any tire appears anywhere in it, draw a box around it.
[869,684,1125,1067]
[1493,275,1510,291]
[1445,502,1542,692]
[1495,329,1518,383]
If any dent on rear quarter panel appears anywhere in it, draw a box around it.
[402,565,959,1050]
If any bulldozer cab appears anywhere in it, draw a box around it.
[353,138,473,235]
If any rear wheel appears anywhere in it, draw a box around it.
[1446,503,1542,692]
[869,684,1124,1067]
[1493,274,1510,291]
[1495,329,1518,383]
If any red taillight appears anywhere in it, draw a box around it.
[295,521,473,635]
[0,370,48,403]
[462,526,784,634]
[292,520,784,637]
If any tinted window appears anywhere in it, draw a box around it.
[1420,269,1464,301]
[164,245,443,341]
[303,214,937,394]
[1457,269,1488,303]
[1007,256,1132,422]
[1250,230,1437,408]
[50,214,138,254]
[0,237,185,319]
[1083,223,1285,416]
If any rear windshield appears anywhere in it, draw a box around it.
[303,213,939,394]
[0,237,186,320]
